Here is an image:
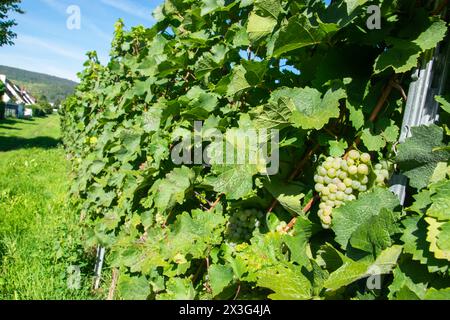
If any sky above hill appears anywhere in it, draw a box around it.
[0,0,332,83]
[0,0,162,82]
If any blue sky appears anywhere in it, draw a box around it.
[0,0,162,82]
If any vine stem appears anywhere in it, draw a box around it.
[432,0,448,15]
[344,74,397,159]
[209,193,224,212]
[107,268,119,300]
[284,195,319,232]
[267,143,320,214]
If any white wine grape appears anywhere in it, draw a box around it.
[314,150,375,228]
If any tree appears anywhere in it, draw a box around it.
[53,98,62,110]
[0,0,23,47]
[37,94,52,115]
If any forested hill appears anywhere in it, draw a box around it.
[0,65,78,103]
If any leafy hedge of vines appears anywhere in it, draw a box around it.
[61,0,450,300]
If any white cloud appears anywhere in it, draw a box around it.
[40,0,112,42]
[100,0,154,22]
[16,34,86,62]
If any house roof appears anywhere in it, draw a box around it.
[0,74,36,105]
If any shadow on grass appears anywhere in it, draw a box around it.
[0,125,20,130]
[0,136,61,152]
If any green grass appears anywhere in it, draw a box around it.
[0,115,95,300]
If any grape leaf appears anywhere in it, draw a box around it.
[254,0,282,20]
[425,217,450,262]
[324,245,402,291]
[424,288,450,300]
[388,260,429,300]
[256,264,312,300]
[426,180,450,221]
[349,208,401,254]
[396,125,450,190]
[164,209,227,259]
[374,18,447,73]
[400,215,448,273]
[435,95,450,114]
[156,277,196,300]
[272,87,346,130]
[263,177,306,215]
[332,188,400,250]
[272,14,338,57]
[329,139,348,157]
[117,275,150,300]
[361,128,386,151]
[251,102,291,129]
[208,264,234,297]
[247,12,277,42]
[150,166,196,213]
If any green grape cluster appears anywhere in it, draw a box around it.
[314,150,371,229]
[226,208,263,243]
[374,160,392,186]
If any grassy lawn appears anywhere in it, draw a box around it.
[0,115,95,300]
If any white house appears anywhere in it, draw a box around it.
[1,74,36,118]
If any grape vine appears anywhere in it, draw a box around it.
[61,0,450,300]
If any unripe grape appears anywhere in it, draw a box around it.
[349,150,360,160]
[375,163,382,170]
[358,185,367,192]
[345,187,353,195]
[323,206,332,216]
[321,186,330,196]
[337,182,346,191]
[327,168,337,178]
[381,169,389,178]
[315,183,324,192]
[318,209,324,218]
[357,164,369,175]
[348,194,356,201]
[348,165,358,175]
[332,159,341,169]
[332,178,340,186]
[322,223,331,229]
[360,176,369,185]
[324,176,332,184]
[347,158,355,166]
[322,215,332,224]
[336,191,345,200]
[340,159,348,171]
[338,171,347,180]
[344,178,353,187]
[322,196,329,202]
[351,180,361,189]
[318,167,327,176]
[329,193,336,200]
[360,153,371,163]
[328,184,338,193]
[319,202,326,209]
[326,156,334,162]
[323,161,332,170]
[326,200,335,207]
[376,175,385,183]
